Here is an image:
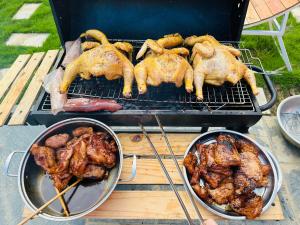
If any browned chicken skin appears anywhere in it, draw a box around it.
[183,134,271,219]
[230,194,263,219]
[60,29,134,97]
[185,35,259,100]
[134,34,193,94]
[214,135,241,167]
[207,177,234,205]
[30,127,117,191]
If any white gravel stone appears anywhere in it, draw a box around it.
[12,3,41,20]
[6,33,49,47]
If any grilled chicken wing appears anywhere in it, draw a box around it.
[70,139,88,177]
[185,35,258,100]
[134,34,193,94]
[60,29,134,97]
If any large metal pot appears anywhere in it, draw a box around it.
[182,129,282,220]
[277,95,300,148]
[4,118,136,221]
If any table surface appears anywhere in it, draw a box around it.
[245,0,300,27]
[1,116,300,225]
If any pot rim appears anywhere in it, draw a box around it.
[182,129,279,220]
[17,117,123,221]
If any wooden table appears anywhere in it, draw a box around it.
[245,0,300,27]
[1,53,284,221]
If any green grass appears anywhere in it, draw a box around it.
[0,1,299,91]
[0,0,60,68]
[242,14,300,90]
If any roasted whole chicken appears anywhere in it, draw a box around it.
[30,126,117,191]
[60,29,134,97]
[184,35,259,100]
[183,134,271,219]
[134,34,194,94]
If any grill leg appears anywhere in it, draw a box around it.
[226,126,249,133]
[201,127,209,133]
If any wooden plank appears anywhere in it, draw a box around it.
[0,54,30,99]
[120,158,182,184]
[118,133,199,156]
[0,52,45,126]
[265,0,285,14]
[23,192,283,220]
[280,0,299,8]
[251,0,273,19]
[8,50,58,125]
[245,1,261,25]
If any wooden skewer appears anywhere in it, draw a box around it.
[18,179,81,225]
[54,187,70,216]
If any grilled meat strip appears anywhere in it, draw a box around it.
[64,98,123,112]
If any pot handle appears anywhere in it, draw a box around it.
[3,151,25,177]
[266,150,282,193]
[119,154,137,182]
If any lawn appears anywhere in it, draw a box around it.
[0,0,60,68]
[0,0,299,94]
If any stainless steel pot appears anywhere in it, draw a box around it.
[4,118,136,221]
[277,95,300,148]
[182,129,282,220]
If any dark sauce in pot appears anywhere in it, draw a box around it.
[40,175,108,215]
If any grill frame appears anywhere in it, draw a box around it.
[28,40,276,131]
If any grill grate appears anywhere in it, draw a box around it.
[39,40,263,112]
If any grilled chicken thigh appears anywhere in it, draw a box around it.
[134,34,193,94]
[60,29,134,97]
[185,35,259,100]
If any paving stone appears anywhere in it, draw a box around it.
[263,117,300,163]
[292,6,300,23]
[6,33,49,47]
[280,163,300,222]
[13,3,41,20]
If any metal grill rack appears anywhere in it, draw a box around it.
[38,40,263,112]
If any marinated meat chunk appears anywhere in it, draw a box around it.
[87,133,117,168]
[45,133,70,149]
[203,171,227,189]
[183,152,198,175]
[52,172,73,191]
[56,147,74,173]
[192,184,208,201]
[230,194,263,219]
[82,165,106,179]
[200,143,233,176]
[207,177,234,205]
[30,144,57,174]
[190,166,201,185]
[70,140,88,177]
[234,172,256,195]
[215,134,241,167]
[72,127,93,137]
[236,139,259,156]
[239,152,263,183]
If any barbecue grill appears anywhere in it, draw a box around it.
[29,0,277,132]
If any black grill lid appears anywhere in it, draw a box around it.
[49,0,249,45]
